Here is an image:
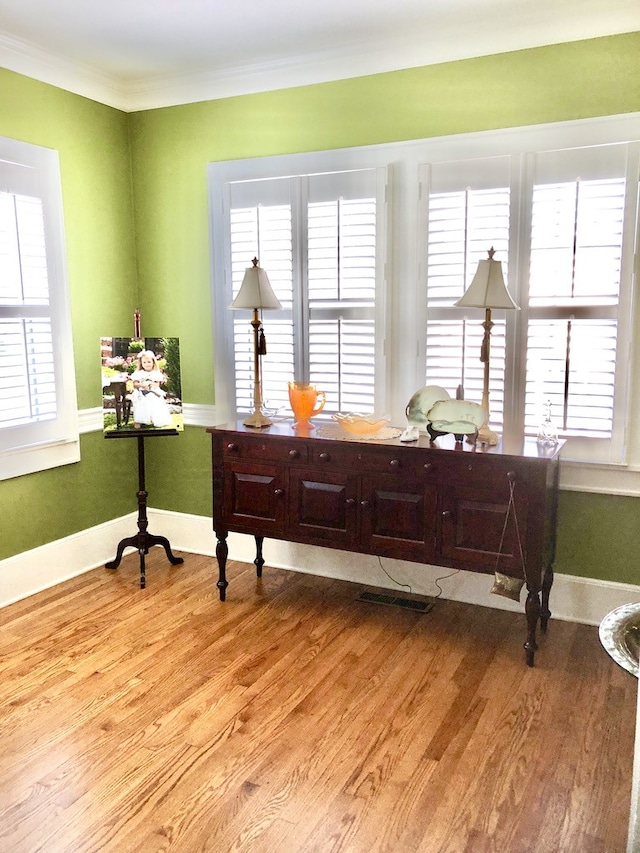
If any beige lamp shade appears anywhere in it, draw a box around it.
[229,257,282,311]
[454,248,519,310]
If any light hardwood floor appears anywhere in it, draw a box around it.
[0,550,635,853]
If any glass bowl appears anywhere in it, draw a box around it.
[332,412,391,437]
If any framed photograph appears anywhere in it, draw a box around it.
[101,337,183,434]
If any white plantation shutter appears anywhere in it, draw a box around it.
[422,158,511,429]
[229,191,294,415]
[0,139,77,479]
[225,168,385,419]
[525,318,618,437]
[307,172,378,413]
[523,146,630,443]
[0,193,56,428]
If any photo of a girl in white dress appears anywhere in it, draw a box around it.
[129,350,174,428]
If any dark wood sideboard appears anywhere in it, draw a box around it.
[208,421,563,666]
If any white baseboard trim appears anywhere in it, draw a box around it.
[0,512,137,608]
[3,508,640,628]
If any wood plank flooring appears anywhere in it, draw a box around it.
[0,550,635,852]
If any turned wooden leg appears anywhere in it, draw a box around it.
[541,564,553,632]
[254,535,265,578]
[216,534,229,601]
[524,589,541,667]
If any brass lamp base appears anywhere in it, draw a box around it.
[243,410,273,429]
[477,424,499,446]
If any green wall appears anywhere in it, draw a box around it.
[0,69,139,559]
[1,34,640,582]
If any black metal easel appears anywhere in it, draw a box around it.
[105,429,183,588]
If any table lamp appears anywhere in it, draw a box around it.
[454,247,519,445]
[229,258,282,428]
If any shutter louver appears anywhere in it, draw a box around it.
[228,176,380,420]
[525,318,617,437]
[230,204,294,415]
[308,197,377,414]
[0,189,56,429]
[525,175,626,439]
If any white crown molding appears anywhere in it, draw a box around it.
[0,31,129,109]
[3,19,639,113]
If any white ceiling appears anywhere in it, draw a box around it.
[0,0,639,112]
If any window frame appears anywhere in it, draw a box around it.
[0,136,78,480]
[208,113,640,487]
[418,141,639,465]
[208,149,391,424]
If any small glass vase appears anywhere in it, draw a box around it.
[537,399,558,447]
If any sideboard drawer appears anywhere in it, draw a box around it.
[310,443,438,479]
[222,435,309,464]
[444,455,531,493]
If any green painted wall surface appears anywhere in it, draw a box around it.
[0,433,137,561]
[1,34,640,583]
[145,427,212,518]
[0,70,138,558]
[556,491,640,585]
[128,33,640,583]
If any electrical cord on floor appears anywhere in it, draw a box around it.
[376,555,461,601]
[376,555,412,593]
[431,568,460,600]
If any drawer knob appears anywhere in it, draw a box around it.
[319,452,330,462]
[507,471,517,482]
[423,463,432,472]
[227,442,239,452]
[289,449,300,459]
[442,510,452,519]
[360,499,370,508]
[389,459,400,469]
[274,488,284,497]
[346,498,356,507]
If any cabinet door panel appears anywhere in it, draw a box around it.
[288,469,357,547]
[361,475,438,562]
[223,461,285,535]
[440,485,528,576]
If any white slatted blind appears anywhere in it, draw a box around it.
[524,145,628,439]
[307,196,376,412]
[422,144,634,451]
[227,169,382,418]
[0,190,56,428]
[424,158,511,429]
[230,201,294,414]
[0,138,77,478]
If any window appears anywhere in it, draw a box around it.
[422,157,511,431]
[210,117,640,474]
[0,137,78,480]
[211,165,387,420]
[421,142,639,464]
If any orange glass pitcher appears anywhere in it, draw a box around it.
[288,381,326,428]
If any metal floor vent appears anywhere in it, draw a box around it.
[357,591,434,613]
